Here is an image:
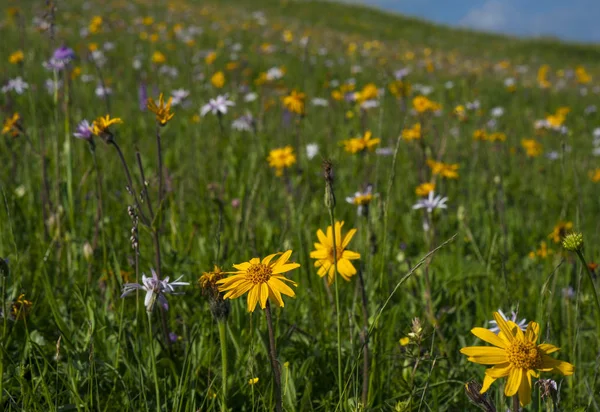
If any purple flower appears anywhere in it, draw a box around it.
[53,46,75,62]
[121,268,189,312]
[73,120,93,141]
[138,82,148,112]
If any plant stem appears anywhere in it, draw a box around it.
[218,320,228,411]
[512,394,519,412]
[357,269,369,407]
[147,312,161,412]
[575,250,600,325]
[264,301,282,412]
[328,209,343,402]
[156,124,164,204]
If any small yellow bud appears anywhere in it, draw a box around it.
[562,232,583,252]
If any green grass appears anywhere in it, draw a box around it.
[1,0,599,410]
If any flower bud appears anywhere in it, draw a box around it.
[562,232,583,252]
[83,242,93,262]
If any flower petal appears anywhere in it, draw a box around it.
[272,262,300,275]
[460,346,507,364]
[268,277,296,297]
[342,250,361,260]
[471,327,507,348]
[481,374,496,393]
[538,343,560,354]
[484,362,512,378]
[342,228,357,248]
[518,369,532,406]
[262,253,280,266]
[504,367,522,397]
[524,321,539,343]
[247,285,259,312]
[539,354,574,376]
[259,283,269,309]
[317,229,329,247]
[232,262,251,271]
[493,312,516,342]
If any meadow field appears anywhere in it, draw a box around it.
[2,0,600,410]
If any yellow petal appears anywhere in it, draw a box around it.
[337,258,357,278]
[342,250,361,260]
[524,321,539,343]
[538,343,560,354]
[481,374,496,393]
[224,282,254,299]
[310,249,329,259]
[268,277,296,297]
[268,284,284,307]
[539,355,574,376]
[504,367,522,397]
[335,221,343,245]
[316,229,329,247]
[274,250,292,266]
[249,258,260,265]
[233,262,252,271]
[460,347,507,364]
[247,285,259,312]
[342,228,357,248]
[259,283,269,309]
[493,312,515,342]
[471,327,507,348]
[262,253,280,266]
[517,369,532,406]
[272,262,300,274]
[485,362,512,378]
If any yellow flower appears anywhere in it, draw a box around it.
[399,337,410,346]
[488,132,506,142]
[537,64,551,88]
[412,95,441,114]
[282,30,293,43]
[9,50,24,64]
[460,312,573,406]
[355,83,378,103]
[343,131,380,154]
[415,182,435,196]
[521,139,542,157]
[205,51,217,65]
[548,221,573,243]
[2,113,21,136]
[454,105,467,121]
[89,16,102,33]
[216,250,300,312]
[473,129,487,141]
[91,115,123,137]
[388,80,411,98]
[199,265,225,300]
[589,168,600,182]
[143,16,154,26]
[529,241,552,260]
[283,90,306,115]
[152,51,166,64]
[575,66,591,84]
[147,93,175,126]
[211,71,225,88]
[401,123,421,141]
[267,146,296,176]
[427,159,459,179]
[11,294,32,320]
[248,377,259,385]
[310,221,360,285]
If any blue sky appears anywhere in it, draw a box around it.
[352,0,600,43]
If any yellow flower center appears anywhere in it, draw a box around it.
[328,247,344,262]
[507,340,541,370]
[246,263,272,284]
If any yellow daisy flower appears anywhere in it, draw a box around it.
[283,90,306,115]
[310,221,360,285]
[460,312,574,406]
[9,50,24,64]
[147,93,175,126]
[217,250,300,312]
[267,146,296,176]
[2,113,21,136]
[91,115,123,137]
[342,130,380,154]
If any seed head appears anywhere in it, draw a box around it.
[562,232,583,252]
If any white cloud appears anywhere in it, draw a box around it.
[459,0,517,32]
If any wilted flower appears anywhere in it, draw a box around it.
[147,93,175,126]
[121,268,189,312]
